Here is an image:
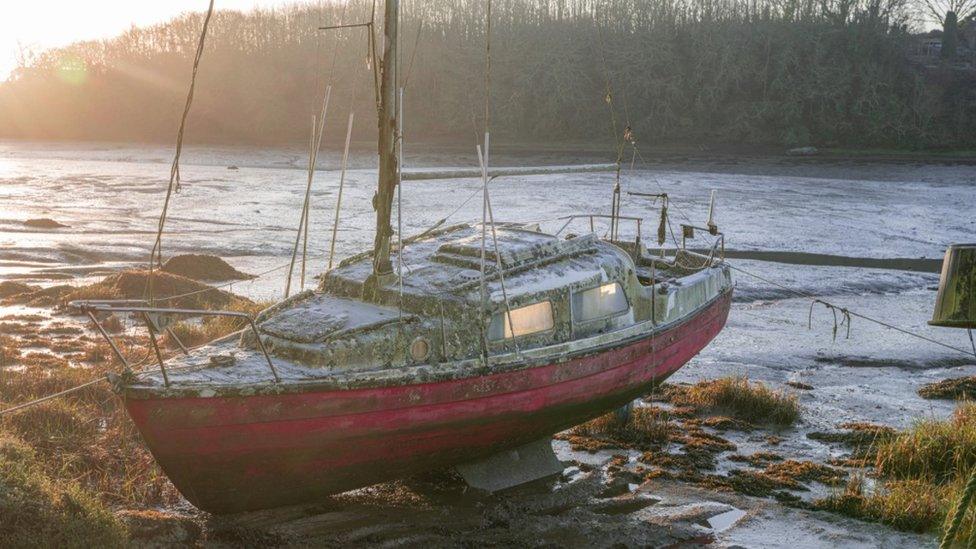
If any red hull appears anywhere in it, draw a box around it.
[124,291,731,513]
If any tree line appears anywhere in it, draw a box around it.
[0,0,973,149]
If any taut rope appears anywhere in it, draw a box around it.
[147,0,216,304]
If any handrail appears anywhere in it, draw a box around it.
[553,214,644,261]
[678,223,725,265]
[71,301,280,387]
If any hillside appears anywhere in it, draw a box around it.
[1,0,974,149]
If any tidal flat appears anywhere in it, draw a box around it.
[1,142,974,547]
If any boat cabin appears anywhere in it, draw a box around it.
[121,222,730,394]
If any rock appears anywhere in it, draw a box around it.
[785,381,814,390]
[787,146,818,156]
[116,510,202,548]
[23,218,68,229]
[161,254,253,281]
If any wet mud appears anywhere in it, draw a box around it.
[2,145,973,546]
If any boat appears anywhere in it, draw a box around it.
[77,0,733,514]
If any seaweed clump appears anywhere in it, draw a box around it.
[918,376,976,401]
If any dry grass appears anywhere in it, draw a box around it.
[0,335,20,367]
[874,404,976,484]
[0,434,127,548]
[813,403,976,542]
[814,476,950,534]
[663,377,800,426]
[165,300,270,348]
[0,267,262,544]
[0,363,179,509]
[565,406,675,452]
[0,303,188,522]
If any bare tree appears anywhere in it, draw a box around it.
[914,0,975,24]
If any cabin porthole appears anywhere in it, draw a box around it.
[410,337,431,363]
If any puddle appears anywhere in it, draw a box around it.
[706,508,747,531]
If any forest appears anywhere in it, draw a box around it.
[0,0,973,149]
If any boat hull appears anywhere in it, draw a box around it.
[123,290,732,513]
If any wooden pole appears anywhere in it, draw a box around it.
[370,0,398,279]
[328,112,356,271]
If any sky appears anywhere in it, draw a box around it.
[0,1,295,81]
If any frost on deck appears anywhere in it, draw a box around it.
[124,223,730,396]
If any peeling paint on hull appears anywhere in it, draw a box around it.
[124,290,731,513]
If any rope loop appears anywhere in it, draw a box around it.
[808,300,853,342]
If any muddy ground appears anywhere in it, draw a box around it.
[2,143,975,547]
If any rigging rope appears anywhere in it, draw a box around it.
[594,21,628,241]
[147,0,216,305]
[478,0,494,363]
[286,1,353,296]
[326,0,375,272]
[0,378,105,417]
[477,152,520,358]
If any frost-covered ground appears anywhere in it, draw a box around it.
[1,141,974,547]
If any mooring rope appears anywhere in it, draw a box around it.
[728,262,976,358]
[0,378,106,417]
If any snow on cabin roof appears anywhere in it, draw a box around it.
[325,223,626,303]
[260,294,406,343]
[434,227,598,271]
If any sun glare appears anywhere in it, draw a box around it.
[56,54,89,86]
[0,0,292,81]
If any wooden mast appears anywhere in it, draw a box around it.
[371,0,398,279]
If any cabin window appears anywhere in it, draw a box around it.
[572,282,629,322]
[488,301,554,340]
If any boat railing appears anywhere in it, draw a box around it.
[69,300,280,387]
[553,214,644,251]
[551,213,725,268]
[677,223,726,267]
[553,213,644,239]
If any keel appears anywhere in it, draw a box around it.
[456,438,565,492]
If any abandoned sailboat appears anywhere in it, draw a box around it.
[78,0,732,513]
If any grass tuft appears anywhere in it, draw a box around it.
[813,403,976,542]
[663,377,800,426]
[814,476,949,534]
[566,406,675,452]
[874,404,976,484]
